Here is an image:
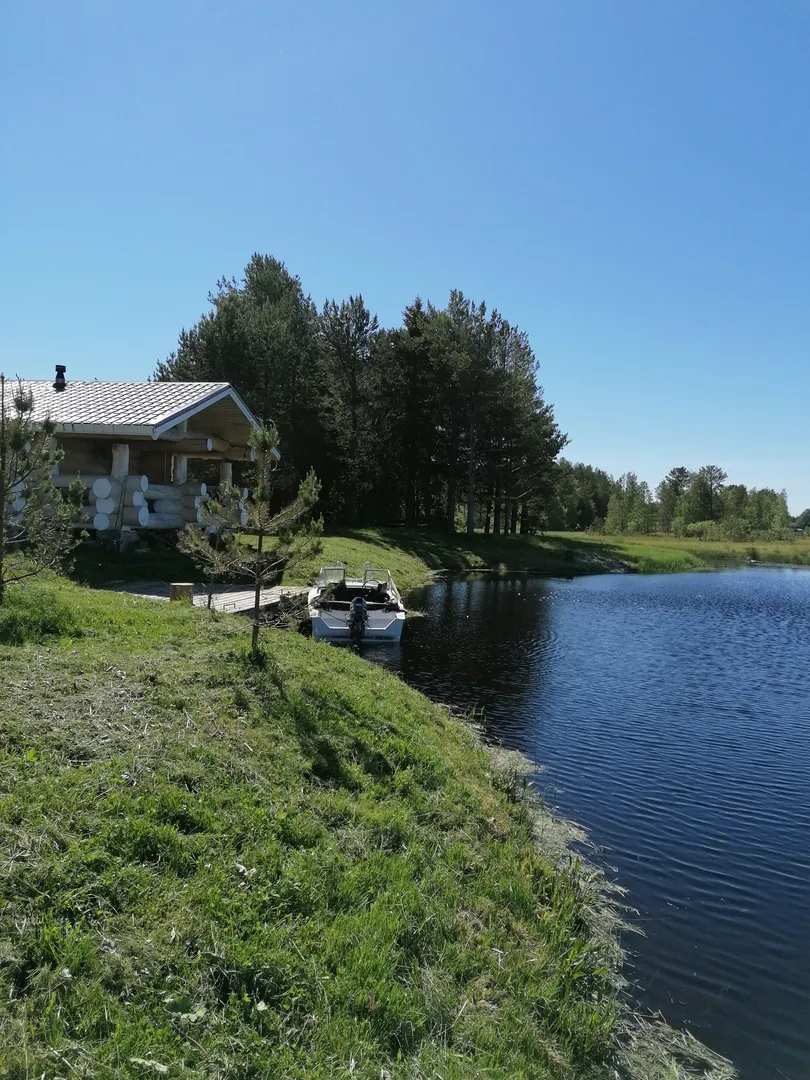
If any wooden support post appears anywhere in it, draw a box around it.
[173,454,189,486]
[219,462,233,485]
[111,443,130,479]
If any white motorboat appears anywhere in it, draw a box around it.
[308,564,406,643]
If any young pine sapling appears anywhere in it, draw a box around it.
[179,422,321,654]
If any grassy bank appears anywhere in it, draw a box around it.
[0,577,733,1079]
[545,532,810,574]
[69,525,810,597]
[0,577,617,1078]
[278,528,629,589]
[251,526,810,584]
[70,528,648,593]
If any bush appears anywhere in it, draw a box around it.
[681,520,721,540]
[719,516,751,542]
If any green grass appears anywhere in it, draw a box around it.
[544,534,705,574]
[71,529,626,594]
[0,575,625,1079]
[275,526,797,586]
[260,527,638,591]
[546,532,810,573]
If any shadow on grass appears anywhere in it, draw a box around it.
[336,526,633,575]
[249,653,402,791]
[67,526,636,594]
[70,544,203,587]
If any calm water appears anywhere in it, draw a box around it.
[372,568,810,1080]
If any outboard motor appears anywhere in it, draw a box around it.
[348,596,368,645]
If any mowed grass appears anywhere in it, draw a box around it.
[0,576,622,1079]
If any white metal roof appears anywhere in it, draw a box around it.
[11,380,258,440]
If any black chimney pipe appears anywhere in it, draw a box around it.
[54,365,66,391]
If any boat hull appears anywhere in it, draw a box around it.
[310,610,405,643]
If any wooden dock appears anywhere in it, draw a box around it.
[104,581,309,613]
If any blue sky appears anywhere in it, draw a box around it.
[3,1,809,510]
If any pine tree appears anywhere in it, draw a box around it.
[0,375,84,604]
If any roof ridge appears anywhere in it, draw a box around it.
[19,379,230,386]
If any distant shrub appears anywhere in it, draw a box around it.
[670,520,791,543]
[719,516,751,542]
[0,581,82,644]
[682,520,721,540]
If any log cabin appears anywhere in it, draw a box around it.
[19,366,263,533]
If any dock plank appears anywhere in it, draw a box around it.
[102,581,308,613]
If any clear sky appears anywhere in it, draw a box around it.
[3,1,809,510]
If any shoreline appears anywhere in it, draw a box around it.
[280,528,810,591]
[401,699,736,1078]
[469,733,736,1079]
[423,556,810,582]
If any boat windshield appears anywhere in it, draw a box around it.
[317,566,346,586]
[362,565,393,589]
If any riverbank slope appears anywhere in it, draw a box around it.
[0,577,731,1078]
[71,527,810,595]
[73,527,630,592]
[278,527,810,587]
[545,531,810,574]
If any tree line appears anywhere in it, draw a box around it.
[547,460,800,540]
[155,253,566,534]
[156,253,804,540]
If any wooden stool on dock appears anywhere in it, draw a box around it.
[169,582,194,603]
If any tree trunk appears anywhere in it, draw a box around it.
[445,432,458,532]
[466,423,475,535]
[519,500,529,534]
[503,459,512,535]
[404,459,416,526]
[421,470,432,527]
[251,526,264,656]
[344,420,358,527]
[483,475,494,535]
[348,368,359,527]
[207,530,222,610]
[446,479,456,533]
[493,469,502,535]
